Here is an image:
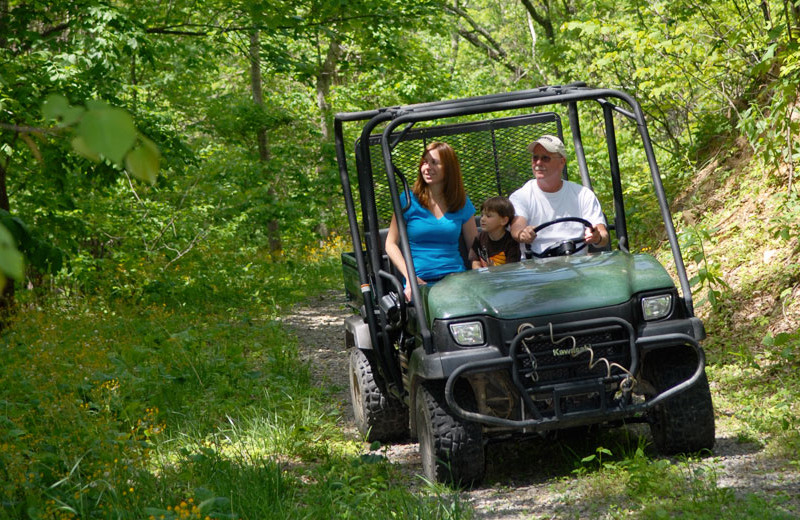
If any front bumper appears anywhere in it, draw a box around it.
[435,317,706,432]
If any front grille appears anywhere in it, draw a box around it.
[509,322,632,389]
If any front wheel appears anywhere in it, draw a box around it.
[349,348,408,442]
[415,382,484,487]
[645,358,715,455]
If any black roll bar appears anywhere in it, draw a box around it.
[601,102,630,252]
[567,102,592,189]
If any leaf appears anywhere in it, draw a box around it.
[70,135,101,162]
[359,453,386,464]
[76,105,137,166]
[0,223,24,282]
[125,136,160,184]
[42,94,84,126]
[198,496,231,513]
[761,43,778,63]
[41,95,67,120]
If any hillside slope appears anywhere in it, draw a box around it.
[673,137,799,352]
[670,134,800,458]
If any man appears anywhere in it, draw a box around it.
[509,135,609,256]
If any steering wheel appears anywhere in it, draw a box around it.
[525,217,594,259]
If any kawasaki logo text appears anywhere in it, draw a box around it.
[552,345,591,357]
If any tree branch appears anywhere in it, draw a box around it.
[519,0,555,44]
[0,122,57,134]
[444,4,525,77]
[456,29,519,75]
[445,4,508,59]
[144,12,413,37]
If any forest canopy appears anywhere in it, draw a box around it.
[0,0,797,300]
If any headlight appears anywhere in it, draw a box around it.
[449,321,484,346]
[641,294,673,320]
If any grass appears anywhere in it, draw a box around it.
[0,235,469,520]
[483,428,797,519]
[562,451,796,520]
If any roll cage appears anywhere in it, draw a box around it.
[333,82,694,397]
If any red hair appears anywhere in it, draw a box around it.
[413,141,467,212]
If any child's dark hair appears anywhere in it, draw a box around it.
[481,196,515,221]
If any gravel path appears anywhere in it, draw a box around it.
[281,290,800,519]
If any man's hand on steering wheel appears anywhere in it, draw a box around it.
[584,225,602,245]
[518,225,537,243]
[527,217,595,258]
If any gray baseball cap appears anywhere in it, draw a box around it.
[527,135,566,157]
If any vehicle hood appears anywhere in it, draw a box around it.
[425,251,675,322]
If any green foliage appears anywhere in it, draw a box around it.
[707,360,800,450]
[42,95,160,183]
[763,330,800,365]
[572,445,615,475]
[678,224,730,310]
[768,190,800,245]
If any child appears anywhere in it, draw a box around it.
[469,196,521,268]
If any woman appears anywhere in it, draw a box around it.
[385,141,478,301]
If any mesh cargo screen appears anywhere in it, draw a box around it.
[359,113,563,227]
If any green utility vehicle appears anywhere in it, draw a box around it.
[334,84,714,486]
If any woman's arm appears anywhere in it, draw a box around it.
[462,216,478,253]
[385,214,417,301]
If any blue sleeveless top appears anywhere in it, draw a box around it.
[400,191,475,281]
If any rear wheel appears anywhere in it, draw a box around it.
[415,382,484,487]
[645,357,715,455]
[349,348,408,442]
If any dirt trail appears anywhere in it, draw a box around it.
[281,290,800,519]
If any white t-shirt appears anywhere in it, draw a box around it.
[509,179,606,255]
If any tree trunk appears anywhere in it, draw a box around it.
[759,0,771,25]
[316,36,340,143]
[782,0,799,42]
[131,54,137,109]
[249,30,282,260]
[450,0,460,76]
[313,34,341,239]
